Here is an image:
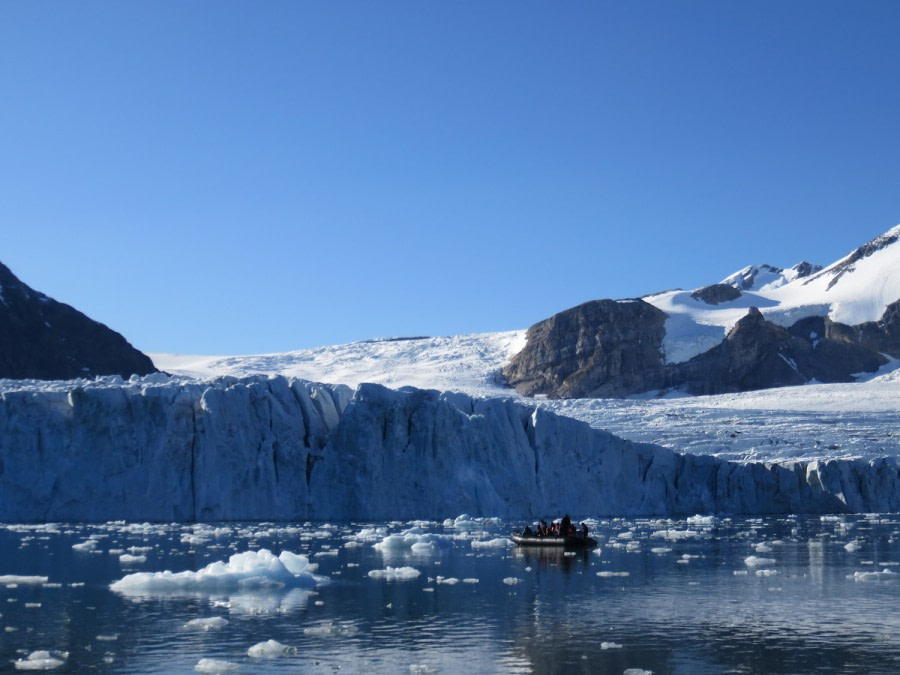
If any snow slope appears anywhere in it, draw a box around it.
[644,225,900,364]
[152,331,526,399]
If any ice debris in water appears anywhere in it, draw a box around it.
[373,528,453,554]
[109,549,320,594]
[502,577,522,585]
[368,566,421,581]
[844,541,861,552]
[248,639,297,658]
[14,651,67,670]
[601,641,623,649]
[303,620,359,636]
[119,554,146,565]
[744,556,776,567]
[195,658,240,672]
[754,543,773,553]
[471,538,513,549]
[0,575,48,585]
[848,568,896,581]
[183,617,229,631]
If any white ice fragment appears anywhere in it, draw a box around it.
[600,641,623,649]
[95,634,118,641]
[367,566,421,581]
[734,570,748,576]
[14,651,66,670]
[72,540,98,552]
[110,549,320,594]
[184,617,229,631]
[303,620,359,636]
[849,569,896,581]
[502,577,522,585]
[650,547,672,554]
[756,569,778,577]
[685,515,718,527]
[0,575,48,585]
[844,541,861,552]
[744,556,776,567]
[118,554,146,565]
[754,543,773,553]
[471,538,513,549]
[436,576,459,585]
[247,639,297,658]
[623,669,653,675]
[195,658,240,672]
[596,571,630,577]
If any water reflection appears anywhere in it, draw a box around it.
[0,515,898,673]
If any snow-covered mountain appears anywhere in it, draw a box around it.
[504,225,900,398]
[647,225,900,365]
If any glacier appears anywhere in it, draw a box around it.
[1,374,898,522]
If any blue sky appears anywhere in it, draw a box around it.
[2,1,899,355]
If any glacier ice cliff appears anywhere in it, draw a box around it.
[0,375,897,522]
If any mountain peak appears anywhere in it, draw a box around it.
[720,262,821,292]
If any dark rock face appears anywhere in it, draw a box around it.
[0,262,157,380]
[691,283,742,305]
[501,299,668,398]
[504,302,898,399]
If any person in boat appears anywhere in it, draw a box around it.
[580,522,589,539]
[522,525,534,536]
[560,514,572,537]
[538,520,548,536]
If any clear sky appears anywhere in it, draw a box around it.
[2,1,899,355]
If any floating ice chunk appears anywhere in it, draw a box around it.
[368,566,421,581]
[247,639,297,658]
[623,670,653,675]
[184,617,229,631]
[445,515,480,531]
[596,571,630,577]
[72,540,98,552]
[95,634,118,641]
[410,665,440,674]
[650,547,672,554]
[374,528,453,554]
[14,651,66,670]
[0,575,48,585]
[600,641,623,649]
[195,658,240,672]
[849,569,897,581]
[303,620,358,637]
[436,576,458,585]
[744,556,776,567]
[844,541,861,552]
[110,549,321,595]
[686,515,717,527]
[754,544,773,553]
[502,577,522,585]
[463,578,479,584]
[652,529,701,541]
[734,570,748,576]
[471,538,513,549]
[756,569,778,577]
[119,554,146,565]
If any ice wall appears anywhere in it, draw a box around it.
[0,376,897,521]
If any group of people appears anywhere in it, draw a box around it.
[521,514,589,539]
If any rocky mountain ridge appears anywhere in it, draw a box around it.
[0,261,157,380]
[503,226,900,398]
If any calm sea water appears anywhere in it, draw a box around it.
[1,514,898,674]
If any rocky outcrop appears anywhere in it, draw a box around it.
[0,262,157,380]
[1,376,897,521]
[691,283,742,305]
[501,299,668,398]
[504,304,898,399]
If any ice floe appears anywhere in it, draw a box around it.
[368,566,421,581]
[110,549,321,595]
